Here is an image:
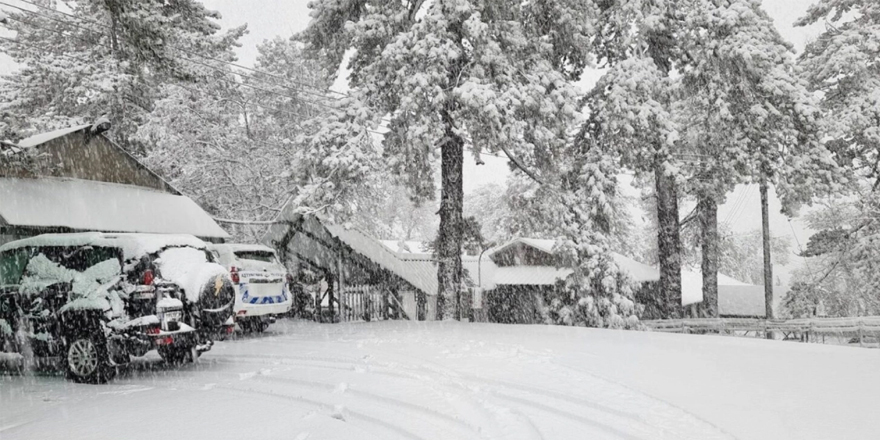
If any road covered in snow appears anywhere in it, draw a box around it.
[1,320,878,440]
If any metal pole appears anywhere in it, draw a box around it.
[760,178,774,339]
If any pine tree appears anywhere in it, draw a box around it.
[299,0,596,319]
[585,0,685,317]
[781,0,880,313]
[587,0,838,317]
[137,37,332,241]
[675,0,836,316]
[0,0,244,150]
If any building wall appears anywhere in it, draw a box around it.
[1,132,176,193]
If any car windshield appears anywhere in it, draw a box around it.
[0,246,121,286]
[0,248,31,286]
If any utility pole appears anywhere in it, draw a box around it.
[760,176,774,338]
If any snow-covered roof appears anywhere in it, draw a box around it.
[0,177,229,238]
[489,237,661,284]
[611,253,660,283]
[718,285,766,317]
[209,243,276,254]
[490,237,556,255]
[17,124,92,148]
[324,222,438,296]
[0,232,208,261]
[379,240,430,254]
[681,270,752,306]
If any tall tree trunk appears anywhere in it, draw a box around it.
[760,178,774,334]
[436,111,464,320]
[698,193,719,318]
[655,163,682,318]
[105,0,119,53]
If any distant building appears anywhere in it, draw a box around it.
[0,124,228,245]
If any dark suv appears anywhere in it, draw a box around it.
[0,233,235,383]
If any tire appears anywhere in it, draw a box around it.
[197,276,235,330]
[64,334,115,384]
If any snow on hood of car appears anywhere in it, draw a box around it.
[0,232,209,262]
[155,247,227,302]
[19,254,125,315]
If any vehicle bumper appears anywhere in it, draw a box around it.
[149,323,198,349]
[234,300,291,319]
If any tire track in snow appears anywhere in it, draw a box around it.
[214,353,656,440]
[337,344,731,440]
[215,384,427,440]
[215,351,639,421]
[548,360,739,440]
[216,354,549,440]
[211,342,729,440]
[249,374,479,437]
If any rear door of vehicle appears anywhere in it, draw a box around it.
[235,250,287,304]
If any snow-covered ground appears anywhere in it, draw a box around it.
[1,320,877,440]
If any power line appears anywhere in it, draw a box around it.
[722,185,749,227]
[0,32,385,137]
[0,13,343,115]
[2,0,347,102]
[727,184,754,227]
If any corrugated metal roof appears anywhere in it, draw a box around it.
[0,177,229,238]
[323,222,440,296]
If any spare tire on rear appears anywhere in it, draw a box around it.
[195,274,234,329]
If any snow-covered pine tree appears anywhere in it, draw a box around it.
[137,37,334,241]
[299,0,597,319]
[587,0,838,318]
[0,0,244,150]
[795,0,880,302]
[585,0,686,318]
[675,0,837,316]
[501,139,641,328]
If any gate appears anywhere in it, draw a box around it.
[341,285,389,322]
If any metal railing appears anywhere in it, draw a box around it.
[642,316,880,347]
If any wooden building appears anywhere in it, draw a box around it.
[262,211,440,322]
[0,124,228,245]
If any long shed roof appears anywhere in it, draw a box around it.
[0,177,229,239]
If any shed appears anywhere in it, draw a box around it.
[262,212,439,321]
[0,124,228,244]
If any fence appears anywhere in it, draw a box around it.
[642,316,880,347]
[341,285,389,322]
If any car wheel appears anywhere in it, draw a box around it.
[65,335,115,384]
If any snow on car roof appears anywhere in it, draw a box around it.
[0,232,208,261]
[16,124,92,148]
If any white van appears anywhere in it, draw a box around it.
[208,244,291,332]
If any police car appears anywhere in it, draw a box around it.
[208,244,291,332]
